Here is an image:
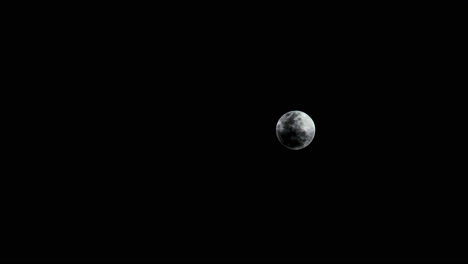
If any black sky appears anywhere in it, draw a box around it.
[3,2,467,262]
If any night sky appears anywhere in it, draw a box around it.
[4,2,466,262]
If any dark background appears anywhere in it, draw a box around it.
[3,2,467,262]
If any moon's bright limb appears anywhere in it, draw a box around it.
[276,110,315,150]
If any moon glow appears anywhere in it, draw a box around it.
[276,110,315,150]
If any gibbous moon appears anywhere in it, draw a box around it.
[276,110,316,150]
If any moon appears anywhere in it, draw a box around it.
[276,110,316,150]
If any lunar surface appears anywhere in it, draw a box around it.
[276,111,315,150]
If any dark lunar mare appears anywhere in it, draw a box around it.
[277,128,308,149]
